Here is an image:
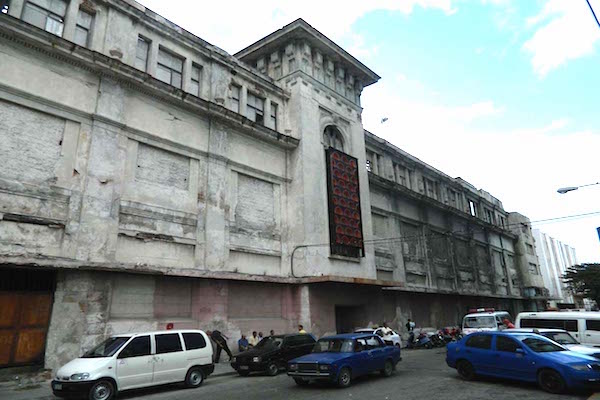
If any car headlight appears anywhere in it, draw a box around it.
[288,363,298,370]
[571,364,593,371]
[252,357,261,363]
[319,364,330,371]
[70,373,90,381]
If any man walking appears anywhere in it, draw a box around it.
[207,330,233,363]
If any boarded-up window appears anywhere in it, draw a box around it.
[228,282,282,319]
[430,232,449,261]
[371,214,387,238]
[154,277,191,318]
[0,100,64,184]
[454,239,470,266]
[401,223,422,258]
[235,174,275,230]
[135,143,190,190]
[110,275,154,318]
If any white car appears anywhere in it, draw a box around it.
[506,328,600,359]
[51,330,213,400]
[354,328,402,347]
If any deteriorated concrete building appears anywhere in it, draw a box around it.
[0,0,546,371]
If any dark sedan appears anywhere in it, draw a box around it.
[231,334,316,376]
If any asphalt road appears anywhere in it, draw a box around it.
[1,349,593,400]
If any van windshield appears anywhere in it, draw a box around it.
[464,316,496,329]
[82,337,130,358]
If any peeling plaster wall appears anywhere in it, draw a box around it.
[45,270,303,370]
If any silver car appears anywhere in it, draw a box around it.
[506,328,600,358]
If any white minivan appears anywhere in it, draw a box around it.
[516,311,600,347]
[461,310,513,336]
[51,330,213,400]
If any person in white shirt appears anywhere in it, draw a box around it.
[248,331,259,347]
[380,322,393,337]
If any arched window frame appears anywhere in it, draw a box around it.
[322,125,345,152]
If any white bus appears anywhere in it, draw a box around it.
[515,311,600,347]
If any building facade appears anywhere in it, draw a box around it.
[0,0,545,371]
[533,229,578,308]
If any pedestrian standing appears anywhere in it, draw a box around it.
[238,334,249,352]
[258,331,264,341]
[207,330,233,363]
[248,331,259,347]
[270,329,275,336]
[298,324,307,334]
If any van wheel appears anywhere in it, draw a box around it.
[456,360,475,381]
[185,367,204,388]
[266,362,279,376]
[337,367,352,388]
[88,380,114,400]
[381,360,394,377]
[538,369,566,394]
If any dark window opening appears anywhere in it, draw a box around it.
[465,334,492,349]
[155,333,183,354]
[182,333,206,350]
[119,336,150,358]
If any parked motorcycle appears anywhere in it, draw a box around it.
[407,330,432,349]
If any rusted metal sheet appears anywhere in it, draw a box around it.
[0,291,52,368]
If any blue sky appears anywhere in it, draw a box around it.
[139,0,600,262]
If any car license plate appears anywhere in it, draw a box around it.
[239,365,249,370]
[53,383,62,390]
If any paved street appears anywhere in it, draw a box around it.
[0,349,594,400]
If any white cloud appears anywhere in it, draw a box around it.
[523,0,600,77]
[137,0,456,54]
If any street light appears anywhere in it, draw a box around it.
[557,182,600,194]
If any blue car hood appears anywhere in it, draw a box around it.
[290,352,353,363]
[538,350,598,364]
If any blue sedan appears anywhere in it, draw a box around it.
[446,331,600,393]
[287,333,401,388]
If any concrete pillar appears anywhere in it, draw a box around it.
[7,0,24,18]
[240,86,248,119]
[264,98,272,129]
[182,57,192,93]
[299,285,312,331]
[62,0,80,42]
[147,40,159,77]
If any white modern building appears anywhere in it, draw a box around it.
[533,229,578,307]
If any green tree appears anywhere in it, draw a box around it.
[563,264,600,304]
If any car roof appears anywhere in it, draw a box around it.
[506,328,566,333]
[321,333,374,340]
[518,311,600,318]
[464,311,510,318]
[112,329,206,337]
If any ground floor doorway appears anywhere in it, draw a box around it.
[335,305,367,333]
[0,267,55,368]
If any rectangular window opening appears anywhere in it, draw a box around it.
[246,92,264,125]
[135,36,150,72]
[74,8,93,47]
[157,47,184,88]
[22,0,67,37]
[270,102,277,130]
[231,85,241,112]
[190,63,202,96]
